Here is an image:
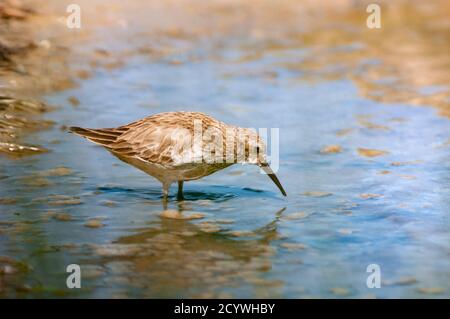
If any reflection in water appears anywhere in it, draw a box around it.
[86,204,287,298]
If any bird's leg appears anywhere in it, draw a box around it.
[177,181,184,201]
[162,182,170,202]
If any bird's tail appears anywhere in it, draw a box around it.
[69,126,123,147]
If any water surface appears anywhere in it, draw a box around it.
[1,0,450,298]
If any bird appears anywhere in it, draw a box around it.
[69,111,286,200]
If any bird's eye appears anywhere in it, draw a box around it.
[256,146,260,153]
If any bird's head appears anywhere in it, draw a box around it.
[240,128,287,197]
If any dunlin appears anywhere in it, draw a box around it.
[70,111,286,200]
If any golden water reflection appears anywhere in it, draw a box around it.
[89,205,287,298]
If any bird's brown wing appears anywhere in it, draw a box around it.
[111,120,196,166]
[70,112,228,166]
[70,121,194,166]
[110,112,231,166]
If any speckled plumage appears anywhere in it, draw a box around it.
[70,111,286,200]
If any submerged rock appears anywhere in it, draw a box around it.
[100,200,118,207]
[90,244,146,258]
[84,220,105,228]
[197,222,221,233]
[280,242,306,250]
[80,265,106,279]
[416,287,444,295]
[302,191,332,197]
[21,176,52,187]
[0,256,28,275]
[0,142,47,157]
[360,193,383,199]
[335,128,354,136]
[68,96,80,106]
[358,120,390,131]
[357,148,389,157]
[0,197,16,204]
[329,287,351,296]
[282,211,309,220]
[54,213,72,221]
[391,160,422,166]
[320,145,342,154]
[383,277,418,286]
[228,230,255,237]
[159,210,205,220]
[39,167,72,177]
[338,228,353,235]
[33,194,82,206]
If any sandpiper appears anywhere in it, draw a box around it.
[70,111,286,200]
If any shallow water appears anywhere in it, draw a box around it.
[1,0,450,298]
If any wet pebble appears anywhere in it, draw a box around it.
[357,148,389,157]
[211,219,234,224]
[399,175,417,180]
[77,70,92,79]
[282,211,308,220]
[22,177,52,187]
[159,210,204,220]
[320,145,342,154]
[280,242,306,250]
[84,220,104,228]
[358,120,390,131]
[338,228,353,235]
[15,284,33,293]
[330,287,351,296]
[416,287,444,295]
[195,200,212,206]
[360,193,383,199]
[0,198,17,205]
[227,170,244,176]
[179,231,197,237]
[197,222,221,233]
[100,200,117,207]
[302,191,332,197]
[50,199,82,206]
[54,213,72,221]
[34,194,82,206]
[0,256,28,275]
[68,96,80,107]
[81,265,106,279]
[39,167,72,177]
[41,211,56,220]
[91,244,145,258]
[383,277,417,286]
[391,160,422,166]
[245,277,283,287]
[0,142,47,157]
[228,230,255,237]
[335,128,354,136]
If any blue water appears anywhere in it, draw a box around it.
[1,40,450,298]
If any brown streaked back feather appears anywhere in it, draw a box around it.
[70,112,231,166]
[110,112,228,166]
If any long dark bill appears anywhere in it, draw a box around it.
[260,164,287,196]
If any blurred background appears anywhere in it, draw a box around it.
[1,0,449,298]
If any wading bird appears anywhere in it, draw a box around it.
[70,112,286,200]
